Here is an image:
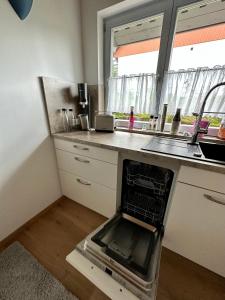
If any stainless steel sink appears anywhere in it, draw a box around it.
[199,141,225,162]
[142,137,225,165]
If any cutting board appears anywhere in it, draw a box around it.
[41,77,78,134]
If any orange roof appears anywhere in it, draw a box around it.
[114,23,225,58]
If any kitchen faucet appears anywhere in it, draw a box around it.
[189,82,225,145]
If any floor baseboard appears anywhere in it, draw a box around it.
[0,196,64,251]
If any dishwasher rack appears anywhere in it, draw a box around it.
[122,160,174,226]
[123,191,164,224]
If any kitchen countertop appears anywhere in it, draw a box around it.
[53,131,225,174]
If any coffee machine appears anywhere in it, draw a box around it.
[78,83,88,111]
[78,83,91,130]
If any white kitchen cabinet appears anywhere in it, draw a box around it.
[56,149,117,189]
[59,170,117,218]
[164,181,225,277]
[54,138,118,164]
[54,138,118,218]
[178,165,225,194]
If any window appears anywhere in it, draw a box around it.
[161,0,225,129]
[104,0,225,134]
[107,13,164,119]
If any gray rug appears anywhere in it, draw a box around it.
[0,242,77,300]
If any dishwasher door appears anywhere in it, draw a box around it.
[66,248,141,300]
[66,158,175,300]
[66,214,161,300]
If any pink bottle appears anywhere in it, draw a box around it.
[218,117,225,140]
[129,106,135,131]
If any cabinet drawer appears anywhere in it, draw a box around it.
[164,182,225,277]
[178,166,225,194]
[56,149,117,189]
[59,171,117,218]
[54,138,118,165]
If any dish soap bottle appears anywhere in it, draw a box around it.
[171,108,181,135]
[129,106,134,131]
[218,117,225,139]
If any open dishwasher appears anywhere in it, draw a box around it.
[66,158,175,300]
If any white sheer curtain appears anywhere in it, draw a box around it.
[107,73,157,114]
[160,66,225,116]
[107,66,225,117]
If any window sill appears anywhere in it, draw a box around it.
[115,127,225,145]
[114,121,225,145]
[115,119,220,137]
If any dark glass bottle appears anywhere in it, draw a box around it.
[160,104,168,132]
[171,108,181,135]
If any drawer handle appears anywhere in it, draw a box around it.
[74,157,90,163]
[204,194,225,206]
[73,145,89,151]
[76,178,91,186]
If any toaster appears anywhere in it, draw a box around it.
[95,114,114,132]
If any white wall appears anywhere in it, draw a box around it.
[0,0,83,241]
[80,0,123,85]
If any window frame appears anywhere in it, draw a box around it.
[103,0,203,114]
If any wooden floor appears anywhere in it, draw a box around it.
[0,197,224,300]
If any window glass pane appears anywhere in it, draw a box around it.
[107,14,164,119]
[161,0,225,127]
